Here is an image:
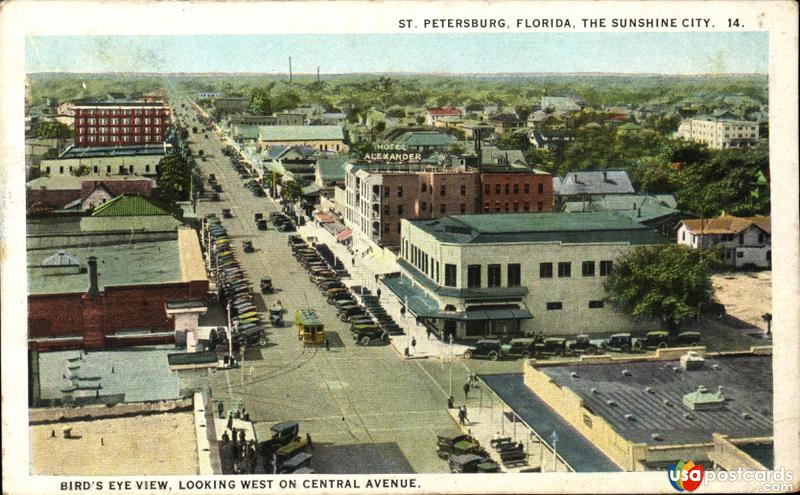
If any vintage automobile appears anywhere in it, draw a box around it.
[462,340,508,361]
[279,452,313,474]
[260,277,273,294]
[600,333,634,353]
[568,334,600,355]
[533,337,572,357]
[319,280,345,292]
[436,433,486,460]
[449,454,498,473]
[259,421,308,467]
[310,272,337,284]
[633,331,671,350]
[671,331,702,347]
[210,193,220,202]
[351,324,388,346]
[296,309,325,346]
[222,209,232,218]
[242,241,255,253]
[269,302,284,327]
[504,338,537,358]
[208,173,216,182]
[254,212,264,222]
[236,326,268,347]
[213,184,223,193]
[257,219,268,230]
[337,304,364,321]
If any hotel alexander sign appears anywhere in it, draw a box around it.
[363,143,423,163]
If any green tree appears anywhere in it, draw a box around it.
[36,121,73,139]
[281,180,303,201]
[497,131,529,150]
[157,154,191,203]
[251,83,275,114]
[605,245,720,332]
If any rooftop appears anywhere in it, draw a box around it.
[74,101,165,108]
[28,239,181,295]
[317,157,350,181]
[91,195,170,217]
[27,174,152,191]
[59,144,169,160]
[394,131,457,147]
[408,212,670,245]
[555,170,635,196]
[538,354,772,446]
[681,215,771,235]
[258,125,344,142]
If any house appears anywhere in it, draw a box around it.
[488,114,525,135]
[386,211,668,341]
[677,215,771,268]
[256,125,347,153]
[263,145,322,182]
[425,108,462,126]
[274,113,305,126]
[563,194,693,237]
[540,96,584,114]
[529,129,574,150]
[76,178,155,211]
[392,131,457,152]
[212,97,251,118]
[554,170,635,206]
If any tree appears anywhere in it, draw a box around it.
[157,154,191,203]
[605,245,721,332]
[36,121,72,139]
[281,180,303,202]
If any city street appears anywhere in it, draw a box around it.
[174,99,523,473]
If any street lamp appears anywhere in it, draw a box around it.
[448,334,453,398]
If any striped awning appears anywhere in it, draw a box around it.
[335,228,353,241]
[315,211,335,223]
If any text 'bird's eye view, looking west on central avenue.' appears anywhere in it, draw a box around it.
[23,31,775,477]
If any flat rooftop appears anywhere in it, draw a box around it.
[26,174,152,191]
[30,412,197,475]
[37,347,184,403]
[28,239,181,295]
[409,212,670,245]
[538,354,772,446]
[59,145,169,160]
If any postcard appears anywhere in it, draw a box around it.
[1,1,798,494]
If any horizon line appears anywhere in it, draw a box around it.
[26,70,769,77]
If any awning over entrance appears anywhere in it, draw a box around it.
[314,211,335,223]
[335,228,353,242]
[455,308,533,321]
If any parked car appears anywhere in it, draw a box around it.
[254,212,264,221]
[600,333,634,353]
[436,434,486,460]
[568,334,600,355]
[260,277,273,294]
[351,325,388,346]
[257,219,268,230]
[533,337,572,357]
[671,331,702,347]
[463,339,508,361]
[222,209,232,218]
[242,241,254,253]
[449,454,499,473]
[633,331,671,350]
[504,338,537,358]
[210,193,220,202]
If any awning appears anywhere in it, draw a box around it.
[315,211,335,223]
[323,221,346,235]
[382,276,442,318]
[453,308,533,321]
[335,228,353,241]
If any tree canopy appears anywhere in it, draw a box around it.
[604,244,721,332]
[36,121,73,139]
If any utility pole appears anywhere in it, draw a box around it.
[288,57,293,83]
[317,66,320,83]
[448,334,453,398]
[551,430,558,472]
[226,301,233,362]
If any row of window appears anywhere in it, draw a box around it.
[484,201,543,213]
[484,183,545,196]
[466,264,522,288]
[49,164,151,174]
[78,118,162,125]
[77,134,160,143]
[384,202,469,217]
[546,300,605,310]
[77,108,168,116]
[539,260,613,278]
[78,127,164,135]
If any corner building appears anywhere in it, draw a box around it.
[386,212,669,340]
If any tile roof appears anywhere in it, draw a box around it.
[427,108,461,116]
[555,170,635,196]
[91,195,170,217]
[681,216,771,235]
[409,212,670,245]
[80,178,154,199]
[539,354,773,446]
[258,125,344,142]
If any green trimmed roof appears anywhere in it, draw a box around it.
[394,131,457,147]
[234,124,260,140]
[92,195,169,217]
[409,212,670,245]
[258,125,344,142]
[317,157,349,180]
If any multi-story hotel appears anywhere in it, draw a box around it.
[676,117,759,149]
[74,101,172,148]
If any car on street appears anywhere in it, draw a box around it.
[351,324,389,346]
[600,333,634,353]
[260,277,274,294]
[257,219,268,230]
[222,209,232,218]
[463,339,508,360]
[533,337,572,357]
[632,331,671,350]
[671,331,702,347]
[242,241,254,253]
[567,334,600,355]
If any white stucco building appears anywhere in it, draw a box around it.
[676,117,759,149]
[677,216,771,268]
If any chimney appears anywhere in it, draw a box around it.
[603,171,608,182]
[87,256,100,297]
[637,207,641,218]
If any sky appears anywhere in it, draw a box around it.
[26,32,768,75]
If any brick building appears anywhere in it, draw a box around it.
[480,168,554,213]
[74,101,172,148]
[27,228,208,351]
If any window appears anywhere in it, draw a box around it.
[600,260,613,276]
[421,183,427,192]
[59,166,64,173]
[558,262,571,278]
[440,185,446,196]
[384,222,390,233]
[384,204,390,215]
[461,184,467,196]
[538,183,544,194]
[494,202,501,212]
[736,252,744,258]
[397,222,401,233]
[397,205,404,216]
[505,184,510,194]
[524,184,530,194]
[93,166,98,173]
[524,202,530,212]
[513,202,519,212]
[435,261,440,283]
[495,184,501,194]
[582,261,595,277]
[384,186,390,197]
[507,264,521,287]
[444,264,457,287]
[589,300,604,309]
[546,302,563,310]
[682,231,686,241]
[440,203,446,214]
[539,262,553,278]
[467,265,481,288]
[513,184,519,194]
[460,203,466,214]
[484,202,490,212]
[504,201,510,211]
[397,186,403,198]
[420,201,427,212]
[758,233,765,243]
[145,164,150,173]
[485,184,491,195]
[537,202,543,211]
[488,264,501,287]
[106,166,111,173]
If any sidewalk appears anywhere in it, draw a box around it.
[298,222,471,360]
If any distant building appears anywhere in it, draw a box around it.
[385,211,668,341]
[480,167,554,213]
[274,113,305,126]
[540,96,584,114]
[425,108,463,126]
[212,97,250,117]
[676,117,759,149]
[392,131,457,152]
[563,194,693,238]
[74,101,172,148]
[256,125,347,153]
[227,114,277,127]
[39,145,168,178]
[488,113,525,135]
[529,129,574,150]
[554,170,635,206]
[677,215,771,268]
[197,91,221,100]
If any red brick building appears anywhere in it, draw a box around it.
[480,169,554,213]
[74,101,172,148]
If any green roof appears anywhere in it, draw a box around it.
[235,124,260,140]
[80,215,181,232]
[28,240,181,295]
[394,131,457,147]
[92,195,169,217]
[317,157,349,180]
[410,212,670,245]
[258,125,344,142]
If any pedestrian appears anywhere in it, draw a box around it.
[463,381,471,399]
[324,336,330,351]
[447,396,454,409]
[226,413,233,432]
[457,407,465,425]
[351,257,356,266]
[306,432,314,450]
[375,273,379,283]
[411,337,417,353]
[376,288,382,299]
[426,327,432,340]
[217,401,224,418]
[461,405,470,425]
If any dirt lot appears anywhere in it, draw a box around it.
[712,271,772,331]
[30,412,198,475]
